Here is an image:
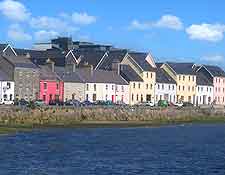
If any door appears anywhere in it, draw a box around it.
[112,95,115,102]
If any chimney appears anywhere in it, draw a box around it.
[112,59,120,75]
[82,64,93,76]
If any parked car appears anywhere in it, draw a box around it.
[138,101,154,107]
[34,100,45,107]
[94,100,106,106]
[82,100,93,106]
[158,100,168,107]
[0,99,14,105]
[175,102,183,108]
[116,101,128,106]
[49,100,64,106]
[183,102,194,107]
[15,99,29,107]
[65,99,81,107]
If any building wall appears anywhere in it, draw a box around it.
[14,68,40,101]
[39,80,64,104]
[213,77,225,105]
[129,81,146,105]
[0,81,14,104]
[85,83,129,104]
[196,85,213,105]
[63,82,85,102]
[155,83,177,104]
[176,74,196,104]
[0,55,14,79]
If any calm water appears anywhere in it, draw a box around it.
[0,124,225,175]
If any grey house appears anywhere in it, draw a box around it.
[0,52,40,101]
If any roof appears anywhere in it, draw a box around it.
[58,68,128,85]
[39,65,61,81]
[2,55,38,69]
[120,64,143,82]
[15,48,69,66]
[167,62,196,75]
[73,50,106,68]
[196,72,213,86]
[97,50,128,70]
[204,65,225,77]
[0,69,11,81]
[129,52,156,72]
[156,68,176,84]
[0,44,7,52]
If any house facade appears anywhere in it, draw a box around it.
[121,52,156,103]
[155,64,177,104]
[162,63,197,104]
[39,64,64,104]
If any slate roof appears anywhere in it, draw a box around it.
[196,72,213,86]
[97,50,128,70]
[120,64,143,82]
[204,65,225,77]
[129,52,156,72]
[0,44,7,52]
[73,50,107,68]
[2,55,38,69]
[15,48,69,66]
[57,68,128,85]
[156,68,176,84]
[167,62,196,75]
[39,65,61,81]
[0,69,11,81]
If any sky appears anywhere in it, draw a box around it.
[0,0,225,67]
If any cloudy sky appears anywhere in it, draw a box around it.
[0,0,225,67]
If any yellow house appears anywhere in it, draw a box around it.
[161,62,196,104]
[121,52,157,104]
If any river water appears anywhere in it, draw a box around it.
[0,124,225,175]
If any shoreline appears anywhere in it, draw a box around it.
[1,117,225,135]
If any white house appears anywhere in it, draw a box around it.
[195,72,214,105]
[155,64,177,104]
[0,70,14,104]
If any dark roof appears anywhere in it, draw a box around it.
[58,71,85,83]
[156,63,163,68]
[196,72,213,86]
[15,48,69,66]
[204,65,225,77]
[2,55,38,69]
[0,44,7,52]
[97,50,128,70]
[0,69,11,81]
[120,64,143,82]
[39,65,61,81]
[156,68,176,84]
[167,62,196,75]
[129,52,156,72]
[73,50,106,68]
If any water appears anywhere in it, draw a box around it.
[0,124,225,175]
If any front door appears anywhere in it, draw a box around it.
[112,95,115,102]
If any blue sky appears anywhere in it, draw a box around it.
[0,0,225,67]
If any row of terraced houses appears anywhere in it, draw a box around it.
[0,37,225,106]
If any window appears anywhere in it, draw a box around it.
[105,95,108,101]
[183,76,185,81]
[178,86,181,91]
[162,84,164,90]
[146,84,149,90]
[189,76,191,81]
[7,82,11,89]
[94,84,97,91]
[198,87,200,92]
[150,84,153,89]
[141,94,143,102]
[188,86,190,92]
[158,84,160,89]
[86,84,89,91]
[183,86,185,91]
[86,94,89,100]
[10,94,13,101]
[179,75,181,81]
[133,83,135,89]
[55,95,59,101]
[169,85,171,90]
[192,86,195,92]
[132,94,134,101]
[49,94,53,101]
[44,82,47,90]
[112,85,114,90]
[201,87,203,92]
[106,85,108,90]
[138,83,141,89]
[136,94,139,101]
[172,85,175,90]
[151,73,153,78]
[146,72,149,78]
[93,94,97,101]
[115,85,118,92]
[3,94,7,101]
[121,86,124,92]
[193,76,195,82]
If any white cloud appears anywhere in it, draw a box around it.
[154,15,183,30]
[129,14,183,31]
[186,23,225,42]
[0,0,30,21]
[8,24,32,41]
[201,55,224,62]
[34,30,59,41]
[30,16,78,33]
[72,12,96,25]
[129,20,151,30]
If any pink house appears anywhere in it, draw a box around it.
[39,65,64,104]
[197,65,225,105]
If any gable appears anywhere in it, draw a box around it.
[2,44,17,57]
[146,53,156,68]
[65,51,78,65]
[161,64,177,81]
